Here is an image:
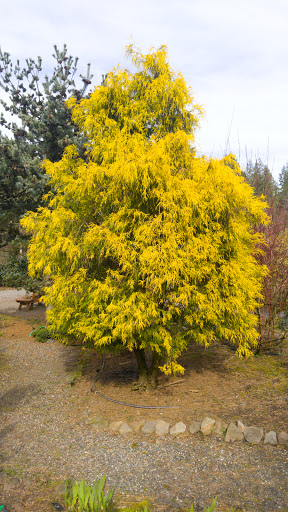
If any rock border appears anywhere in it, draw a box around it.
[87,414,288,447]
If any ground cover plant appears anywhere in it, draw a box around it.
[22,45,269,389]
[29,325,55,342]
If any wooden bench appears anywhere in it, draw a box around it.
[16,293,41,311]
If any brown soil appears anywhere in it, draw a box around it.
[2,305,287,431]
[0,300,288,512]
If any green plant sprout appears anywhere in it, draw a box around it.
[65,474,114,512]
[190,496,217,512]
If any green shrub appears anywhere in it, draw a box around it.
[0,255,28,288]
[0,255,43,293]
[30,326,55,342]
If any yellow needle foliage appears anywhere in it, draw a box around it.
[21,46,268,378]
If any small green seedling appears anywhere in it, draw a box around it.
[190,496,217,512]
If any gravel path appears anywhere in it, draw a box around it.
[0,288,27,314]
[0,289,288,512]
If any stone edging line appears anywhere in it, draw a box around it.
[88,414,288,447]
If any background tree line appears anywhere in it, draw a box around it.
[244,159,288,353]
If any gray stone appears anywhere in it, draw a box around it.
[212,419,227,436]
[225,422,244,442]
[244,426,264,444]
[170,422,186,435]
[0,471,8,481]
[93,418,109,430]
[119,422,132,435]
[4,477,21,491]
[264,431,278,446]
[87,413,104,425]
[130,420,146,432]
[200,417,215,436]
[155,420,170,436]
[87,413,109,430]
[237,420,246,432]
[278,431,288,446]
[109,420,123,432]
[141,420,157,434]
[189,420,201,434]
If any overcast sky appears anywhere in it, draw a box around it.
[1,0,287,180]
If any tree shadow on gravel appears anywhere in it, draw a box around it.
[0,422,17,442]
[0,384,40,412]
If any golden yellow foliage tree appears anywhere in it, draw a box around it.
[22,46,268,388]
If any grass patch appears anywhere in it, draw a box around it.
[0,313,14,328]
[230,351,288,396]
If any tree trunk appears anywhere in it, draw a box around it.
[147,351,160,389]
[133,348,160,390]
[255,306,263,355]
[133,347,148,389]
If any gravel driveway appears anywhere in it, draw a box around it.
[0,288,27,314]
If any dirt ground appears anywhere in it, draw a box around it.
[0,288,288,512]
[1,290,287,431]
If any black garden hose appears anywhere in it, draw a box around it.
[90,356,180,409]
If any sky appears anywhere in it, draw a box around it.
[1,0,287,180]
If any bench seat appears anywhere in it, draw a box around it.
[16,294,41,311]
